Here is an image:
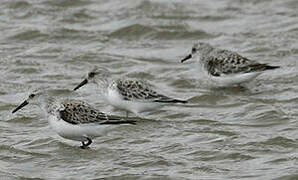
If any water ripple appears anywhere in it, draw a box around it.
[0,0,297,179]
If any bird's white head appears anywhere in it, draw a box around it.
[73,66,111,91]
[181,41,214,63]
[12,87,48,114]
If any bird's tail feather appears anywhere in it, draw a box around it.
[264,65,280,70]
[155,99,188,104]
[100,119,137,125]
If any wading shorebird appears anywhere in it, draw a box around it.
[181,42,280,86]
[12,88,136,148]
[73,66,187,117]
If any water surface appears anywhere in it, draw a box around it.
[1,0,298,179]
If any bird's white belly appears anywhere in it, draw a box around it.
[209,72,261,86]
[48,115,109,142]
[105,89,162,114]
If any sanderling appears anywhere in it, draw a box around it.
[181,42,280,86]
[12,88,136,148]
[73,66,187,117]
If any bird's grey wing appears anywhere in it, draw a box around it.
[205,50,269,76]
[59,99,136,125]
[116,80,185,103]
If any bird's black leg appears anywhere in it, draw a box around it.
[81,141,86,149]
[85,137,92,147]
[80,137,92,149]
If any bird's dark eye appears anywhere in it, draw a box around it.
[192,47,196,53]
[88,72,95,78]
[29,94,35,98]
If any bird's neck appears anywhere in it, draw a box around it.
[201,46,214,57]
[95,77,111,94]
[199,47,215,64]
[40,95,59,115]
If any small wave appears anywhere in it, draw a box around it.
[149,30,217,40]
[262,136,296,148]
[9,30,48,41]
[7,1,31,9]
[43,0,92,7]
[10,67,40,74]
[197,151,255,162]
[110,24,216,40]
[245,136,296,149]
[273,174,298,180]
[109,24,155,40]
[59,9,95,23]
[152,14,232,22]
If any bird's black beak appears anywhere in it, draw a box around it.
[12,100,29,114]
[73,79,88,91]
[181,54,192,63]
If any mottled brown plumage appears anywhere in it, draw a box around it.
[182,42,280,77]
[59,99,136,125]
[114,79,187,103]
[204,53,279,76]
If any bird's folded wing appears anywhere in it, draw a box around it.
[116,79,174,102]
[59,99,135,125]
[205,52,262,76]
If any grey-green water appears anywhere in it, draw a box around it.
[1,0,298,179]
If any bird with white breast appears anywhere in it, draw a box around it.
[181,42,280,86]
[12,88,136,148]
